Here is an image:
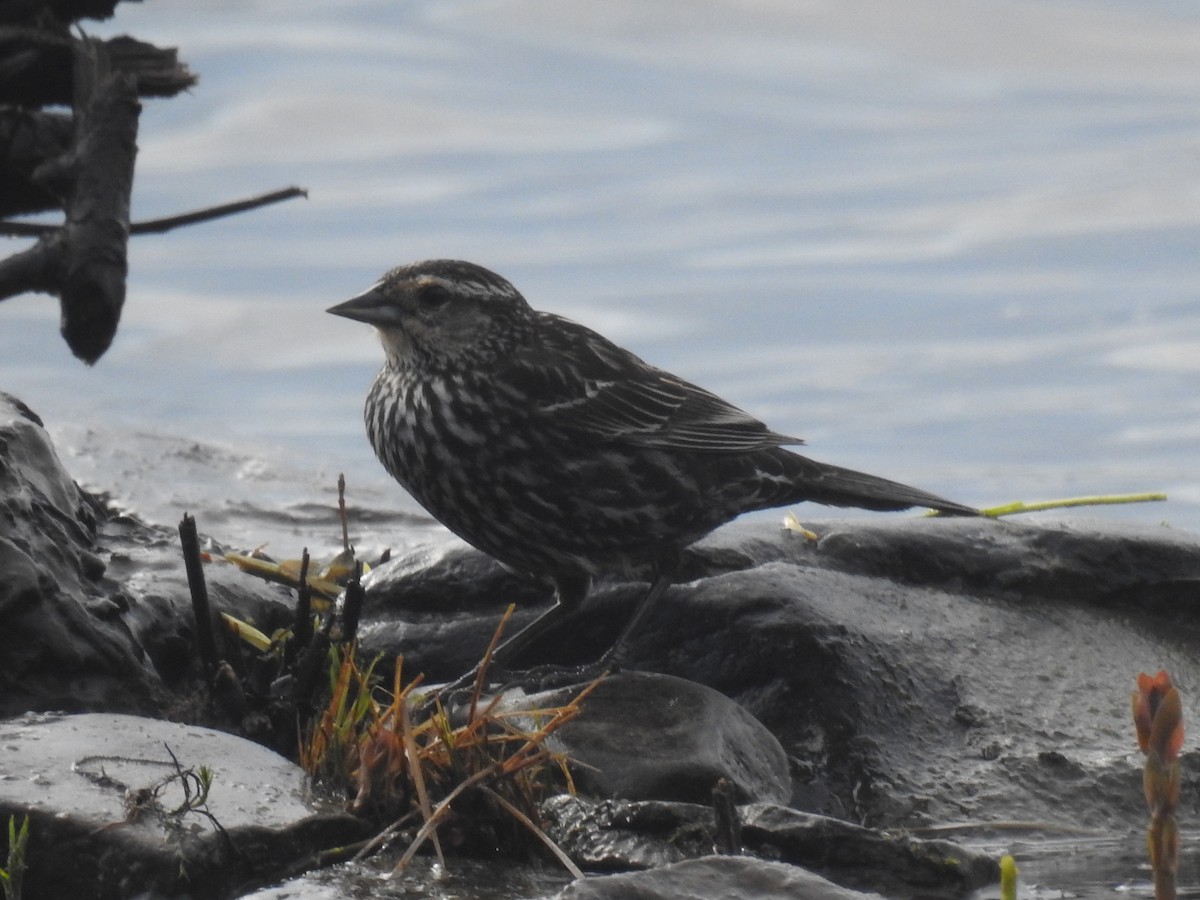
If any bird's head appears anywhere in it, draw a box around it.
[328,260,533,368]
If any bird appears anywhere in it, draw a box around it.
[328,259,976,669]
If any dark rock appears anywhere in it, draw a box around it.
[807,515,1200,603]
[555,855,884,900]
[0,711,370,899]
[500,671,790,805]
[0,394,297,719]
[360,514,1200,834]
[0,393,163,716]
[244,855,573,899]
[356,541,551,680]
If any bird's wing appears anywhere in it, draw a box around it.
[505,314,804,452]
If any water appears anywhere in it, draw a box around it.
[967,834,1200,900]
[4,0,1199,533]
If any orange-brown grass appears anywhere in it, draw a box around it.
[300,608,597,877]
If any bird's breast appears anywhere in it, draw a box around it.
[361,366,751,575]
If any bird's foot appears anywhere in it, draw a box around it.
[513,660,611,692]
[424,659,611,717]
[417,662,510,715]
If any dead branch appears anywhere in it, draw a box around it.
[0,27,195,108]
[58,36,139,363]
[0,6,290,364]
[0,108,74,217]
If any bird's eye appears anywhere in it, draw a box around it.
[417,283,453,310]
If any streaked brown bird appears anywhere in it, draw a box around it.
[328,260,975,666]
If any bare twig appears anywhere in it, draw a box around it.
[0,187,308,239]
[129,187,308,234]
[337,473,350,552]
[711,777,741,855]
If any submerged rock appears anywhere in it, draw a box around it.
[556,855,885,900]
[540,795,995,898]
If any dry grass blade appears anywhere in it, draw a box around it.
[400,691,445,870]
[976,492,1168,518]
[494,674,605,777]
[471,603,517,721]
[480,786,583,879]
[350,808,421,863]
[391,762,503,874]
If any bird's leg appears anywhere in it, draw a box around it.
[599,570,674,669]
[430,573,590,705]
[491,571,590,668]
[434,565,676,705]
[491,569,675,687]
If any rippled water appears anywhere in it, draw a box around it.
[5,0,1200,533]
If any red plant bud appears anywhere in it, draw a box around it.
[1133,671,1183,761]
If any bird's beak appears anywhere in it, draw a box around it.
[326,284,398,326]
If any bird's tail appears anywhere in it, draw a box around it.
[768,450,977,516]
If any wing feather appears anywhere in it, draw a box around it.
[507,313,803,453]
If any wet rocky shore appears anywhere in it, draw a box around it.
[3,391,1198,898]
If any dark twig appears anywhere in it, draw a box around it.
[711,777,741,855]
[178,513,219,678]
[289,548,314,666]
[0,220,65,238]
[0,187,308,238]
[129,186,308,234]
[0,38,139,362]
[160,743,240,859]
[292,607,335,712]
[341,561,366,645]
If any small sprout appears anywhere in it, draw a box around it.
[1,814,30,900]
[999,853,1018,900]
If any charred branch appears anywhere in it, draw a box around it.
[0,36,137,363]
[1,2,296,363]
[57,36,137,363]
[0,28,195,106]
[0,106,72,216]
